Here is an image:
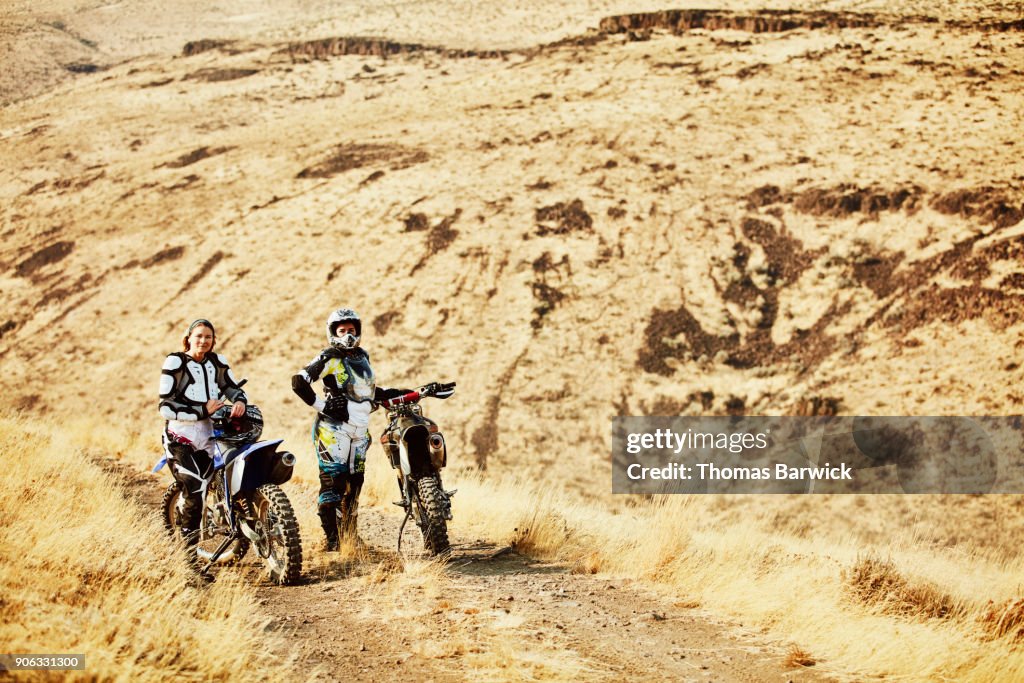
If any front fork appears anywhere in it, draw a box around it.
[199,467,235,540]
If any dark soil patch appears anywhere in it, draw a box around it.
[184,68,259,82]
[724,396,746,415]
[885,284,1022,331]
[372,310,401,335]
[403,213,430,232]
[530,252,572,329]
[24,181,48,196]
[16,241,74,277]
[360,170,385,186]
[789,396,842,417]
[853,252,904,298]
[65,62,101,74]
[470,349,527,470]
[162,146,233,169]
[182,39,239,57]
[175,251,227,297]
[410,210,461,274]
[277,36,511,62]
[792,185,924,218]
[741,217,822,285]
[425,210,460,256]
[749,183,1021,227]
[0,320,18,339]
[141,246,186,268]
[932,188,1023,229]
[535,199,593,236]
[297,144,427,179]
[598,9,891,35]
[638,303,739,375]
[638,209,846,375]
[165,174,200,192]
[530,283,566,328]
[1001,273,1024,289]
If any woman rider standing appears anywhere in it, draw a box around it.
[158,319,247,575]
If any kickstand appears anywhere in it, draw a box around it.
[397,509,412,553]
[201,533,238,574]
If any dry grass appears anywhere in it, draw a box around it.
[845,555,965,620]
[0,416,299,681]
[981,599,1024,643]
[382,468,1024,681]
[50,413,1024,680]
[783,645,816,668]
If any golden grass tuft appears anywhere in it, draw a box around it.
[570,550,601,575]
[845,555,965,620]
[365,552,406,584]
[0,416,298,681]
[981,598,1024,642]
[784,645,816,668]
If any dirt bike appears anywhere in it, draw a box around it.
[378,381,456,556]
[154,403,303,585]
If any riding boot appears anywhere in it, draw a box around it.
[319,507,340,552]
[339,476,363,541]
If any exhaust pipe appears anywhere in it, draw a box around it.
[428,434,444,450]
[281,451,296,467]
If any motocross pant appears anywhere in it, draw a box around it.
[313,417,369,544]
[164,437,214,549]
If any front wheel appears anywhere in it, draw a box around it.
[415,477,450,557]
[248,484,303,585]
[161,480,249,565]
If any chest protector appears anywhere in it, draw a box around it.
[341,353,375,402]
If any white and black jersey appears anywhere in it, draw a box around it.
[292,347,375,411]
[159,352,247,421]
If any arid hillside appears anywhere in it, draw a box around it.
[4,2,1024,681]
[3,1,1024,500]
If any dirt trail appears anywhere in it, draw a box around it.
[101,454,830,681]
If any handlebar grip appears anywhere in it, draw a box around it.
[381,391,421,409]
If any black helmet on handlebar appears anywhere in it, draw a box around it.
[211,404,264,445]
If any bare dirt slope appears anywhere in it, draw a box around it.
[3,2,1024,503]
[103,453,829,681]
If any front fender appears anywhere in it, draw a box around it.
[227,440,290,495]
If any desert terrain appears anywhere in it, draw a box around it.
[2,0,1024,680]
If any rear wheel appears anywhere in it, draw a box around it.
[250,484,303,585]
[415,477,450,557]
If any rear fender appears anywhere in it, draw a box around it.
[399,424,435,477]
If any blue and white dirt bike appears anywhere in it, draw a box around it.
[154,402,303,585]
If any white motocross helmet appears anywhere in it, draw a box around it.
[326,308,362,350]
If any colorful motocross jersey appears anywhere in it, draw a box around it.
[293,347,376,403]
[158,352,247,421]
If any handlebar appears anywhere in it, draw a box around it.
[378,381,456,409]
[378,391,422,409]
